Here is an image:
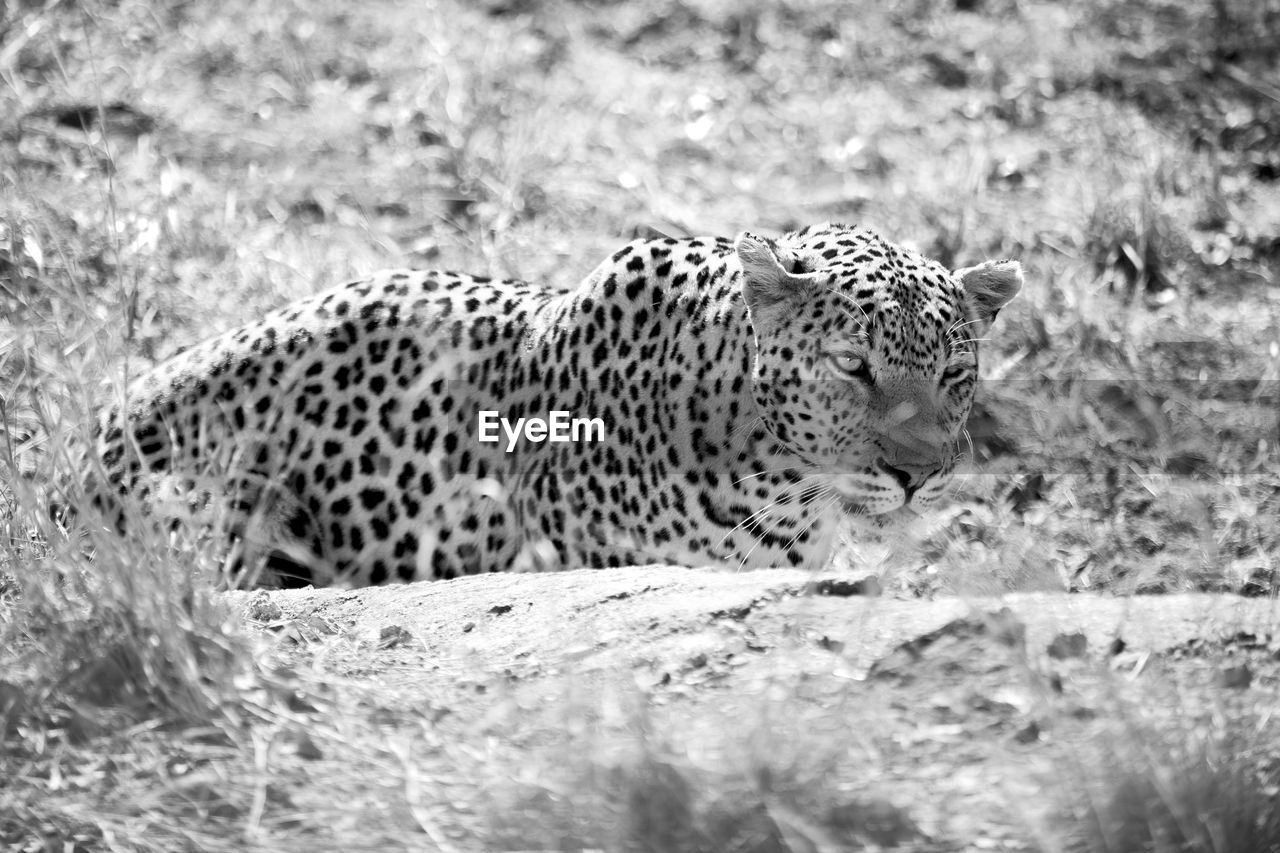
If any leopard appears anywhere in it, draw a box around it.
[89,222,1021,587]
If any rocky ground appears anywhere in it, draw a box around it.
[225,568,1280,850]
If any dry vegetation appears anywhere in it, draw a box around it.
[1,0,1279,849]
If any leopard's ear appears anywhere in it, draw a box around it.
[956,259,1022,333]
[736,232,808,313]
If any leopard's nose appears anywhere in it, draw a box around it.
[877,458,943,498]
[877,460,918,498]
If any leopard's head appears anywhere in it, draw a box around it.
[736,223,1021,517]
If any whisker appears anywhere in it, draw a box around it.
[947,317,983,335]
[944,448,971,501]
[725,415,765,456]
[947,317,992,350]
[730,464,812,487]
[826,287,873,326]
[719,502,780,548]
[717,472,829,546]
[732,483,835,571]
[837,306,866,330]
[773,492,841,567]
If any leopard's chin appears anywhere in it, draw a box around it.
[837,497,913,516]
[839,499,918,527]
[881,504,921,523]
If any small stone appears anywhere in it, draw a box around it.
[816,635,845,653]
[379,624,414,649]
[1048,631,1088,660]
[1013,720,1042,744]
[245,591,283,622]
[810,576,881,597]
[922,51,969,88]
[300,615,337,635]
[1217,664,1252,690]
[985,608,1027,647]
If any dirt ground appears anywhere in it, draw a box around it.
[227,568,1280,850]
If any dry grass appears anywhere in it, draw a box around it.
[1049,724,1280,853]
[2,0,1279,848]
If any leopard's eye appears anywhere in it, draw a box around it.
[941,363,970,384]
[829,354,873,383]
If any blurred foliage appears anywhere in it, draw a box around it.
[2,0,1278,596]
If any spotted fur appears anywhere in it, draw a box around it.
[92,223,1021,586]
